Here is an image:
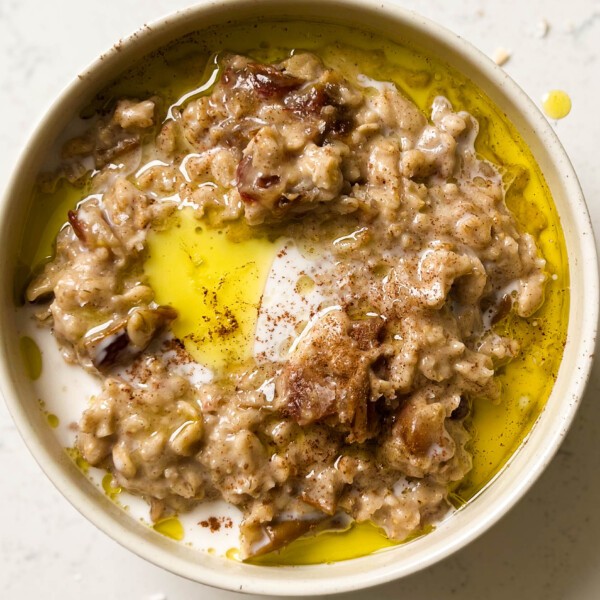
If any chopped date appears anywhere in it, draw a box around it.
[283,85,328,116]
[242,517,325,558]
[236,155,252,184]
[491,294,513,325]
[236,155,257,203]
[256,174,280,188]
[325,115,354,137]
[222,62,304,99]
[450,396,470,420]
[284,84,355,139]
[94,328,130,369]
[238,189,258,203]
[95,136,139,169]
[275,196,292,209]
[236,155,281,202]
[68,210,88,242]
[87,306,178,370]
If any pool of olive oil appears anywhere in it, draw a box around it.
[17,20,568,566]
[144,209,278,373]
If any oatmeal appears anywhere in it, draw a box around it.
[25,49,549,558]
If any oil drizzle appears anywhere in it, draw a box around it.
[144,208,278,372]
[248,521,435,566]
[249,521,397,566]
[153,517,185,541]
[19,335,42,380]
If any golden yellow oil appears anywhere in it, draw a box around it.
[542,90,572,120]
[225,547,241,561]
[243,521,433,566]
[37,399,60,429]
[65,447,90,474]
[144,207,278,372]
[14,180,87,305]
[16,20,569,565]
[250,522,399,566]
[101,473,122,500]
[153,517,185,541]
[18,335,42,381]
[46,413,59,428]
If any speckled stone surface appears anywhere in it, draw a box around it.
[1,1,599,598]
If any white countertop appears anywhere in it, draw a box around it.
[1,1,599,598]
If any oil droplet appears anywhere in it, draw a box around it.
[144,208,278,372]
[101,473,122,499]
[248,521,399,566]
[19,336,42,380]
[542,90,571,120]
[153,517,184,541]
[226,547,241,561]
[66,447,89,474]
[46,413,59,428]
[295,274,316,296]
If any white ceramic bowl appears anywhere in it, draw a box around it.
[1,0,597,595]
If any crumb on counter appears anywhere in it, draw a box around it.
[492,47,511,66]
[535,19,550,38]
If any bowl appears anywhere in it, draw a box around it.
[1,0,597,595]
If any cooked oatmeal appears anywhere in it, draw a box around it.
[26,50,548,558]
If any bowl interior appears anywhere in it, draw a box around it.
[0,0,597,595]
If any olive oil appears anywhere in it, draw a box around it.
[46,413,59,428]
[226,547,241,561]
[153,517,185,541]
[144,208,278,372]
[542,90,572,120]
[14,178,90,307]
[249,522,398,566]
[18,335,42,381]
[17,19,569,565]
[15,180,87,304]
[65,447,90,474]
[101,473,122,500]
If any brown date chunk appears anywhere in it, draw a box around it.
[222,62,304,99]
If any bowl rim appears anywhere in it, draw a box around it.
[1,0,598,595]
